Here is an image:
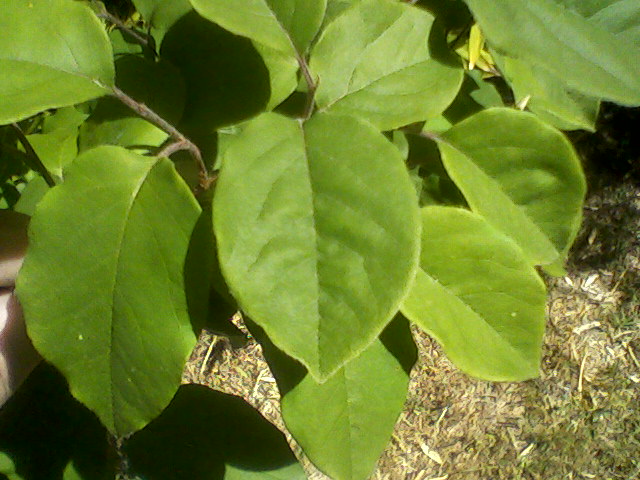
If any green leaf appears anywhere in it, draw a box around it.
[0,453,23,480]
[16,146,200,437]
[436,107,586,266]
[560,0,640,45]
[79,55,186,154]
[132,0,192,46]
[189,0,326,55]
[126,384,305,480]
[13,177,49,217]
[0,0,114,124]
[224,464,307,480]
[41,107,90,135]
[213,112,420,381]
[322,0,358,28]
[25,128,78,179]
[401,206,546,381]
[253,42,300,110]
[280,317,416,480]
[310,0,463,131]
[463,0,640,105]
[108,28,146,57]
[495,54,600,132]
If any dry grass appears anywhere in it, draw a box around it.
[183,179,640,480]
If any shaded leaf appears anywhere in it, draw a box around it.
[0,363,114,480]
[0,0,114,124]
[401,206,546,380]
[213,112,420,381]
[16,146,200,437]
[437,108,586,266]
[126,384,305,480]
[310,0,463,130]
[161,11,271,133]
[464,0,640,105]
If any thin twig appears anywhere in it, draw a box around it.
[296,53,318,120]
[110,86,211,188]
[156,139,188,159]
[11,123,56,187]
[96,9,152,50]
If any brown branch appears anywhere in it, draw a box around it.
[296,53,318,120]
[110,86,211,189]
[11,123,56,187]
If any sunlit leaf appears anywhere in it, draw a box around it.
[402,206,546,381]
[0,0,114,124]
[25,129,78,179]
[310,0,463,130]
[436,108,586,266]
[464,0,640,105]
[189,0,326,55]
[16,146,200,437]
[494,54,600,131]
[213,112,420,381]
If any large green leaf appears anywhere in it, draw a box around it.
[309,0,463,131]
[402,206,546,380]
[436,108,586,266]
[189,0,326,55]
[16,146,200,437]
[0,0,114,124]
[280,317,416,480]
[213,112,420,381]
[463,0,640,105]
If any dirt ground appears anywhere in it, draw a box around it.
[183,105,640,480]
